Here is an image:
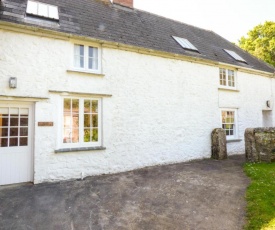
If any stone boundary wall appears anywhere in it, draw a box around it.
[245,128,275,163]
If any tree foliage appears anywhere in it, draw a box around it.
[239,21,275,67]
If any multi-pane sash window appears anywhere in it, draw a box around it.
[63,98,101,146]
[219,68,235,88]
[74,45,99,72]
[221,110,237,138]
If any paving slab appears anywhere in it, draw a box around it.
[0,155,249,230]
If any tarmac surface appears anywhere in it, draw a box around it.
[0,155,249,230]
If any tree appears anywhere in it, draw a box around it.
[239,21,275,67]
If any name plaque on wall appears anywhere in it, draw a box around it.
[38,122,54,127]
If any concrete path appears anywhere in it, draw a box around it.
[0,155,249,230]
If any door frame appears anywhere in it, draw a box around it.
[0,100,35,185]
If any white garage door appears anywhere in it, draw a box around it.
[0,103,33,185]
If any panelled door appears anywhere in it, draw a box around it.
[0,102,33,185]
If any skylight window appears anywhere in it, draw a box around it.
[224,49,246,63]
[26,0,59,20]
[172,36,198,51]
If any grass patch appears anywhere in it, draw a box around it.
[244,162,275,230]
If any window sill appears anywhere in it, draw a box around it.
[218,87,239,92]
[226,139,242,143]
[67,69,104,77]
[55,146,106,153]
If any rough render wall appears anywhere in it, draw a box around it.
[0,30,274,183]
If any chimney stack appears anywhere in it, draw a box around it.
[113,0,133,8]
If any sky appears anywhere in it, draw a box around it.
[134,0,275,43]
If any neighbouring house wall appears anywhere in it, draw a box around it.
[1,29,274,183]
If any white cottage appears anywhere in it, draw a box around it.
[0,0,274,185]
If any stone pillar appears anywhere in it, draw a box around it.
[244,128,258,162]
[211,128,227,160]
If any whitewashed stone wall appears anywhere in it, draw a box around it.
[0,29,274,183]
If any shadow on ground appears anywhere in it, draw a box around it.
[0,155,249,230]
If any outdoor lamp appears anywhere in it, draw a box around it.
[9,77,17,88]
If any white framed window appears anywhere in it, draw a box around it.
[26,0,59,20]
[62,97,102,147]
[219,68,236,89]
[73,44,101,74]
[221,109,238,139]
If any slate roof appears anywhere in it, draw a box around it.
[1,0,274,73]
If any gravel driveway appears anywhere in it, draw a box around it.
[0,155,249,230]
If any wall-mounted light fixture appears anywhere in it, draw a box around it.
[9,77,17,89]
[266,100,271,108]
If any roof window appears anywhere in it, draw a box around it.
[172,36,198,52]
[26,0,59,20]
[224,49,246,63]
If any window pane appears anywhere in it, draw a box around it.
[92,129,98,142]
[89,58,98,70]
[74,45,84,68]
[20,117,28,126]
[219,68,226,86]
[230,78,235,87]
[0,108,9,114]
[89,47,98,58]
[63,129,71,143]
[20,137,28,146]
[10,108,19,115]
[20,128,28,136]
[228,70,235,87]
[72,129,79,143]
[48,5,58,19]
[64,98,71,112]
[84,129,91,142]
[20,108,29,115]
[1,117,9,126]
[92,100,98,113]
[92,115,98,127]
[0,128,8,137]
[221,112,226,123]
[72,114,79,128]
[84,114,91,128]
[88,47,98,70]
[10,128,18,137]
[74,57,84,68]
[72,99,79,113]
[0,138,8,147]
[38,3,48,17]
[10,117,19,126]
[84,100,91,113]
[63,114,71,128]
[26,1,38,14]
[9,138,18,147]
